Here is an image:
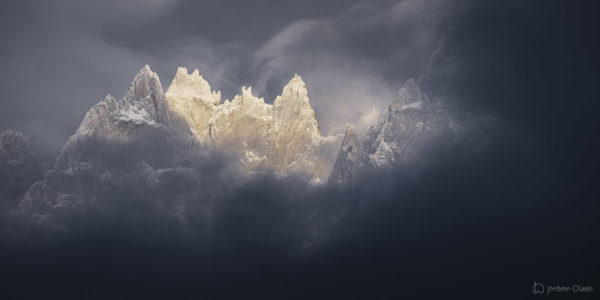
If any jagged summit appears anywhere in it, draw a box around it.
[166,68,339,181]
[329,79,457,186]
[76,65,171,138]
[166,67,221,105]
[123,65,171,126]
[328,125,367,186]
[16,66,180,223]
[125,65,161,101]
[165,68,319,140]
[283,74,308,96]
[239,86,265,103]
[230,86,271,118]
[274,73,311,109]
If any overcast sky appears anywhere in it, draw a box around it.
[0,0,460,161]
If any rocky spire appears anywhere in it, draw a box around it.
[166,67,221,105]
[273,74,320,133]
[73,65,172,140]
[123,65,171,126]
[328,126,367,186]
[270,74,323,166]
[274,73,310,108]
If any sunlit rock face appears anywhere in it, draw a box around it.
[165,67,220,138]
[166,68,341,183]
[329,79,458,187]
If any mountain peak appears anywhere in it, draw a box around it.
[328,124,367,186]
[241,86,253,97]
[133,65,159,84]
[292,73,303,82]
[284,73,307,95]
[273,74,319,130]
[166,67,221,105]
[141,64,153,73]
[75,65,171,137]
[126,65,162,100]
[175,66,202,79]
[274,74,311,111]
[123,65,170,126]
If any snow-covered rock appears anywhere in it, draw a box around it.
[75,65,170,138]
[328,126,368,186]
[15,66,184,224]
[328,79,458,186]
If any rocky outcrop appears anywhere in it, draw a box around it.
[165,67,220,138]
[328,126,368,187]
[15,66,184,224]
[328,79,458,187]
[166,68,342,182]
[75,65,170,138]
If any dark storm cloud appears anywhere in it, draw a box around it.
[1,0,599,298]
